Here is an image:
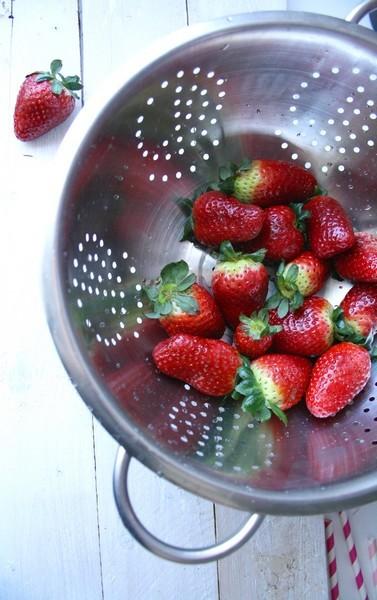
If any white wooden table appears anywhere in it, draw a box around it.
[0,1,376,599]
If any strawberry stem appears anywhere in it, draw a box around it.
[35,59,83,99]
[218,240,266,263]
[232,357,288,425]
[143,260,198,319]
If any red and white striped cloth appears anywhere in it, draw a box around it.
[325,518,340,600]
[339,510,369,600]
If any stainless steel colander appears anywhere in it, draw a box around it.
[46,0,377,564]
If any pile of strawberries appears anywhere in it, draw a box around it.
[143,159,377,424]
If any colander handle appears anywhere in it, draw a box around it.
[346,0,377,23]
[113,446,264,564]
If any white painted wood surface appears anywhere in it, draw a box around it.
[2,1,376,599]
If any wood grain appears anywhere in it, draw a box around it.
[215,509,328,599]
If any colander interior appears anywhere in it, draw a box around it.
[58,14,377,507]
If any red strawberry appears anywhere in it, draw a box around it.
[306,342,371,418]
[233,354,312,424]
[334,283,377,344]
[211,241,269,328]
[268,252,328,317]
[243,204,307,262]
[217,159,317,207]
[306,195,355,259]
[153,334,241,396]
[143,260,225,338]
[180,191,265,247]
[234,310,282,359]
[334,232,377,283]
[270,296,334,357]
[14,59,82,141]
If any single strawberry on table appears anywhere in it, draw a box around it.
[334,283,377,345]
[268,251,328,317]
[179,190,265,247]
[211,241,269,329]
[153,334,242,396]
[306,342,371,418]
[269,296,334,357]
[234,309,282,359]
[215,159,317,207]
[232,354,312,424]
[334,231,377,283]
[143,260,225,338]
[243,203,308,262]
[14,59,83,141]
[305,195,355,259]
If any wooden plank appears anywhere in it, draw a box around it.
[215,509,329,600]
[0,1,103,599]
[81,1,219,598]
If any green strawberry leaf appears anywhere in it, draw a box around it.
[285,264,299,284]
[143,284,159,301]
[238,158,252,171]
[219,165,234,180]
[174,293,198,314]
[35,73,53,82]
[235,380,256,396]
[290,291,304,312]
[218,178,235,195]
[160,260,189,284]
[277,298,289,318]
[269,403,288,425]
[144,311,161,319]
[258,406,273,422]
[51,80,63,95]
[176,197,194,215]
[181,216,194,242]
[267,293,281,310]
[50,59,63,75]
[156,300,172,315]
[176,273,196,292]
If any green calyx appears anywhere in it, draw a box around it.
[218,240,266,264]
[267,261,304,318]
[143,260,198,319]
[212,158,252,196]
[333,306,375,350]
[35,59,83,99]
[231,357,288,425]
[239,309,282,340]
[290,202,311,234]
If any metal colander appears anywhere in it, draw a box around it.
[47,2,377,563]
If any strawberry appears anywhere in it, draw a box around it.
[153,334,242,396]
[268,252,328,317]
[232,354,312,424]
[234,310,282,359]
[179,191,265,247]
[306,342,371,418]
[243,204,308,262]
[14,59,83,141]
[334,283,377,345]
[269,296,334,357]
[306,195,355,258]
[143,260,225,338]
[211,241,269,328]
[334,232,377,283]
[216,159,317,207]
